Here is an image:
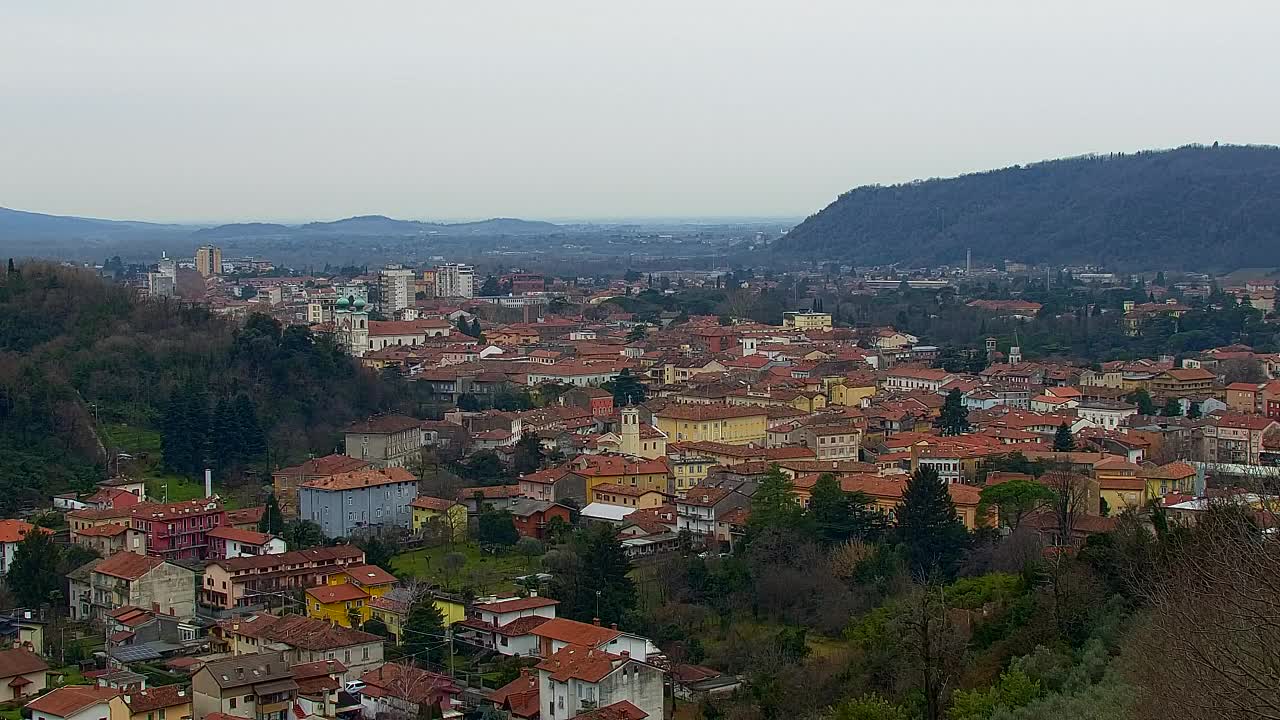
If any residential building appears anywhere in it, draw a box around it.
[0,648,48,702]
[200,546,366,611]
[192,652,296,720]
[589,484,668,510]
[1225,382,1267,415]
[569,455,672,498]
[68,498,228,562]
[107,684,193,720]
[71,523,148,558]
[883,367,954,393]
[195,245,222,277]
[455,596,560,657]
[536,644,664,720]
[205,528,286,560]
[1149,368,1217,401]
[409,496,468,542]
[298,467,418,538]
[289,660,347,719]
[379,266,415,314]
[435,263,476,299]
[25,685,119,720]
[507,499,574,540]
[343,415,423,468]
[654,404,768,445]
[782,311,833,331]
[798,423,862,460]
[271,455,371,520]
[358,663,462,720]
[676,487,750,538]
[518,467,588,505]
[367,319,453,351]
[0,520,47,575]
[304,564,396,628]
[74,551,197,622]
[214,614,383,681]
[368,590,465,644]
[1202,414,1279,465]
[1076,400,1139,430]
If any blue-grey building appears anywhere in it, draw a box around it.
[298,468,418,538]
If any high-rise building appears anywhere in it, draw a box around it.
[434,263,475,298]
[195,245,223,277]
[379,266,415,313]
[147,251,178,298]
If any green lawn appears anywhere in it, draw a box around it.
[392,542,538,595]
[101,423,235,506]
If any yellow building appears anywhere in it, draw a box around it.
[409,496,468,542]
[571,454,672,498]
[306,564,397,628]
[829,379,877,407]
[369,592,466,643]
[589,483,669,509]
[655,404,768,445]
[782,311,833,331]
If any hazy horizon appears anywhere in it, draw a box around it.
[3,1,1277,223]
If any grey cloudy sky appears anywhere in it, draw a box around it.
[1,1,1275,223]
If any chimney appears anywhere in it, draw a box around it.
[529,589,537,597]
[610,623,618,630]
[124,695,131,704]
[620,651,629,658]
[177,690,185,698]
[592,618,600,626]
[204,468,212,498]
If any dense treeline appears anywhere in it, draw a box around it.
[778,145,1280,270]
[0,263,401,512]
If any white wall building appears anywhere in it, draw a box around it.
[379,267,415,313]
[435,264,475,299]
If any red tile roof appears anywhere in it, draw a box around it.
[345,415,422,434]
[0,648,48,679]
[274,454,371,478]
[94,551,164,581]
[342,564,398,587]
[305,584,369,604]
[409,496,459,511]
[120,684,191,713]
[530,618,621,648]
[25,685,119,716]
[656,404,766,421]
[302,467,416,491]
[206,527,275,545]
[535,644,622,683]
[475,596,560,613]
[577,701,649,720]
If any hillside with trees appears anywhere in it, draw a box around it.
[778,144,1280,270]
[0,262,402,513]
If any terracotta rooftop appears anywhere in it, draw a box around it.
[475,596,561,613]
[206,527,275,545]
[0,648,48,679]
[94,551,165,581]
[119,684,191,713]
[535,644,624,683]
[305,584,369,604]
[530,618,621,648]
[342,564,398,587]
[656,403,766,421]
[273,454,370,477]
[344,414,422,435]
[409,496,459,511]
[301,467,416,491]
[25,686,119,716]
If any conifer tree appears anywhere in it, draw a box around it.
[1053,423,1075,452]
[895,466,968,579]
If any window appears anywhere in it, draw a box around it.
[243,695,252,703]
[160,710,166,720]
[229,699,237,710]
[363,646,370,660]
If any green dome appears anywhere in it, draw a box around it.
[336,296,350,308]
[353,297,367,309]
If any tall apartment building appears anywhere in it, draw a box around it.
[379,266,415,313]
[195,245,223,277]
[435,263,475,298]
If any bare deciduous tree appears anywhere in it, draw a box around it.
[1125,508,1280,720]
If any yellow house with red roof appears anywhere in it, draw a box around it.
[306,564,397,627]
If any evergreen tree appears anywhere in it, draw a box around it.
[455,317,470,336]
[233,394,267,463]
[627,324,648,342]
[547,524,636,625]
[402,597,447,666]
[1187,401,1202,419]
[895,466,968,580]
[610,369,647,406]
[1127,389,1157,416]
[809,473,884,544]
[456,393,482,412]
[470,318,483,338]
[160,388,188,475]
[512,432,545,475]
[479,275,501,296]
[260,494,285,534]
[746,466,807,539]
[211,396,239,475]
[8,529,62,607]
[1053,423,1075,452]
[1162,397,1183,416]
[477,509,519,546]
[934,389,971,436]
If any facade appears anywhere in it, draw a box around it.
[536,644,664,720]
[214,614,383,682]
[507,499,574,540]
[25,686,118,720]
[798,424,862,460]
[333,295,371,356]
[200,545,365,611]
[68,498,228,562]
[107,685,193,720]
[782,311,833,331]
[358,664,462,720]
[344,415,423,468]
[195,245,223,277]
[435,263,476,298]
[379,267,415,313]
[409,496,468,541]
[192,652,296,720]
[654,404,768,445]
[76,551,197,622]
[1076,401,1139,430]
[205,527,286,560]
[298,467,418,538]
[676,487,750,537]
[305,564,396,628]
[0,648,48,702]
[272,454,371,520]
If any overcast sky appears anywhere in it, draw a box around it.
[2,1,1276,223]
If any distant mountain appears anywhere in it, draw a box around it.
[776,145,1280,270]
[446,217,562,235]
[0,206,184,238]
[192,222,293,239]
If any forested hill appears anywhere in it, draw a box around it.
[0,263,402,514]
[777,145,1280,270]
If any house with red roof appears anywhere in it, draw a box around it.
[535,643,663,720]
[71,551,197,623]
[205,527,286,560]
[0,520,50,577]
